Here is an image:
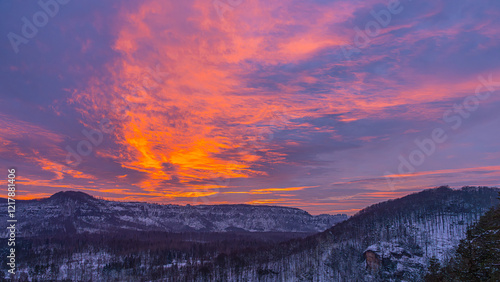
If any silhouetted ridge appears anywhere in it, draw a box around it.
[353,186,498,219]
[49,191,95,201]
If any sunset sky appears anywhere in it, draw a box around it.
[1,0,500,214]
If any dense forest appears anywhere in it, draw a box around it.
[0,231,310,281]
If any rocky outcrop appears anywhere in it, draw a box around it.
[364,250,381,273]
[363,241,425,280]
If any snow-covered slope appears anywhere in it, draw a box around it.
[201,186,499,281]
[0,191,347,237]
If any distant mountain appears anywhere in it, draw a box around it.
[0,191,347,237]
[196,186,499,281]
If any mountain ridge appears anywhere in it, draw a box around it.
[4,190,341,215]
[0,190,348,237]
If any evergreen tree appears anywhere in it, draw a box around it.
[441,193,500,281]
[425,256,444,281]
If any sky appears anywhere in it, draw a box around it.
[1,0,500,215]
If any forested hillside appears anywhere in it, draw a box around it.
[193,186,499,281]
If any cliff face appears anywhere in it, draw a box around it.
[364,250,382,273]
[363,241,426,280]
[0,191,347,237]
